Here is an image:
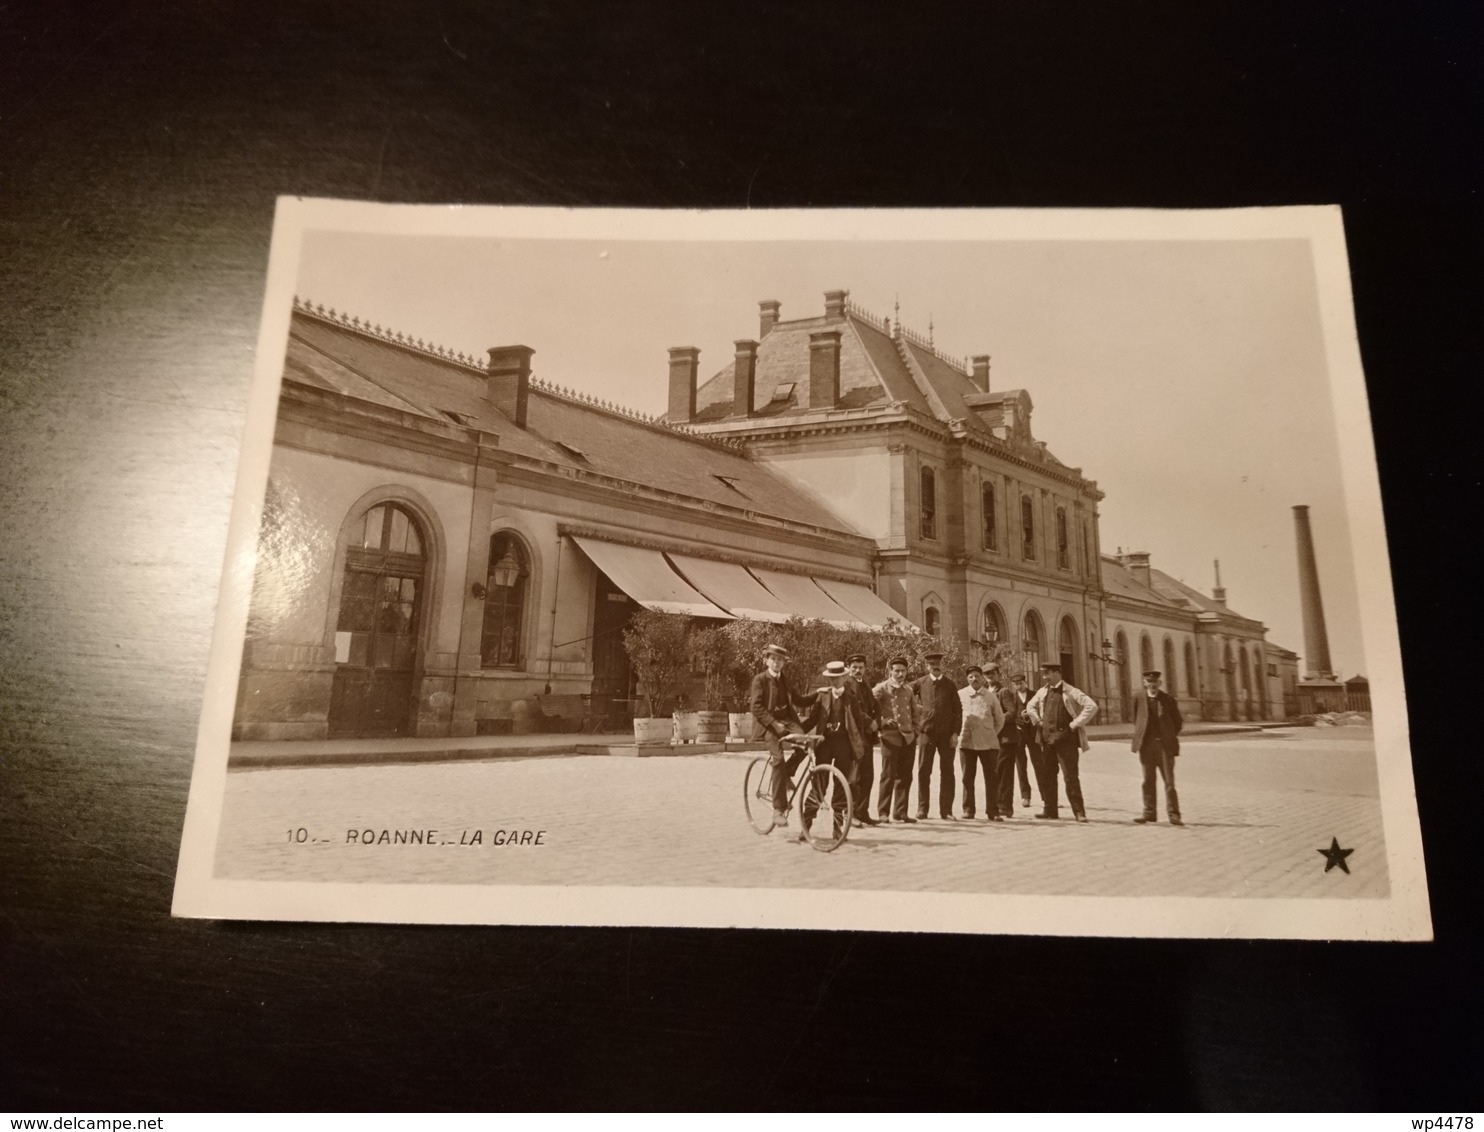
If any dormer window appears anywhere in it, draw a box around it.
[712,475,747,496]
[769,382,796,403]
[555,441,589,463]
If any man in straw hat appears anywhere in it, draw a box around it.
[797,660,871,840]
[749,643,808,829]
[1025,660,1098,822]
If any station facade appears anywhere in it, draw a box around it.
[234,291,1291,741]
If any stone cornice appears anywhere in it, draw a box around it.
[698,409,1102,497]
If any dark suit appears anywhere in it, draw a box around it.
[1131,689,1183,820]
[802,685,868,830]
[845,674,879,822]
[991,683,1032,816]
[913,672,964,818]
[750,669,805,814]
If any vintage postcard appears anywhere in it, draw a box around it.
[172,201,1429,938]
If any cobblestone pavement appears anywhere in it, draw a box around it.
[214,727,1387,899]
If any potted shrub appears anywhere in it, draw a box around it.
[622,610,694,746]
[689,624,733,743]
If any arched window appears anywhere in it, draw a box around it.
[1184,641,1198,699]
[1056,507,1070,569]
[1139,633,1155,675]
[1239,645,1254,721]
[481,533,529,668]
[1020,495,1036,560]
[1115,630,1131,720]
[1223,642,1237,719]
[1022,609,1044,676]
[924,606,940,636]
[981,481,997,551]
[1253,648,1267,718]
[331,502,428,737]
[982,602,1006,646]
[920,466,937,541]
[1058,616,1078,685]
[1163,637,1178,696]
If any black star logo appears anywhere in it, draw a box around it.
[1318,837,1354,874]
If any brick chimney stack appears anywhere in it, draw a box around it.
[808,330,842,409]
[486,345,534,428]
[1126,550,1152,590]
[667,346,699,422]
[1212,559,1228,607]
[970,355,991,393]
[733,340,759,417]
[759,300,781,338]
[824,289,848,321]
[1292,506,1334,677]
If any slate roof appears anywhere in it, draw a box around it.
[1100,556,1187,607]
[1099,559,1266,626]
[681,303,1075,469]
[284,309,857,534]
[1149,568,1253,618]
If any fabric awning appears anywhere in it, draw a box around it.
[571,537,733,619]
[813,578,906,629]
[666,554,794,623]
[749,568,862,629]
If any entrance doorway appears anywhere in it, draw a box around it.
[329,503,426,737]
[590,570,636,714]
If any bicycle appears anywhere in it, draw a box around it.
[743,731,854,852]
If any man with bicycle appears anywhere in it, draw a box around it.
[749,643,809,830]
[799,660,870,841]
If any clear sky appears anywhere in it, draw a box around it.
[296,229,1368,677]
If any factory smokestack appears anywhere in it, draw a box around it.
[1292,505,1335,679]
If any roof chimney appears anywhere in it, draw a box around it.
[1212,558,1227,607]
[486,345,534,428]
[733,340,759,417]
[667,346,699,422]
[970,355,991,393]
[1126,550,1152,589]
[759,299,781,338]
[824,289,848,321]
[809,329,842,409]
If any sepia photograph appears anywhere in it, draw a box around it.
[172,201,1427,938]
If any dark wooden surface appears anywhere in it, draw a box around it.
[2,2,1478,1110]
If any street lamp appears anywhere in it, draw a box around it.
[1089,637,1123,719]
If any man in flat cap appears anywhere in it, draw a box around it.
[845,653,881,826]
[957,664,1007,820]
[913,650,964,821]
[750,643,807,829]
[1025,660,1098,821]
[1131,669,1184,825]
[873,655,921,823]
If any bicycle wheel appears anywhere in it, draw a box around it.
[799,763,853,852]
[743,756,777,835]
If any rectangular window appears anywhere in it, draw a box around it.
[1083,521,1093,575]
[1056,507,1070,569]
[1020,494,1035,560]
[920,466,937,541]
[981,482,997,550]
